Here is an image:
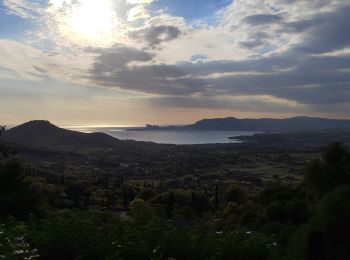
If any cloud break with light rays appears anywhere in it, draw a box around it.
[1,0,350,125]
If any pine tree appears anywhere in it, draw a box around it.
[215,184,219,211]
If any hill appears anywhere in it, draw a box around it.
[190,116,350,131]
[136,116,350,132]
[3,120,123,151]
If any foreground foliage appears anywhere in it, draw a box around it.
[1,128,350,259]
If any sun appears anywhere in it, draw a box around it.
[70,1,114,38]
[49,0,123,47]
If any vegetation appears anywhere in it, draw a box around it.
[1,124,350,259]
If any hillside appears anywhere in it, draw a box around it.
[3,120,123,151]
[137,116,350,132]
[190,116,350,131]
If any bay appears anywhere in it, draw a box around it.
[65,126,258,145]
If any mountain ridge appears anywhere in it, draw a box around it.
[132,116,350,132]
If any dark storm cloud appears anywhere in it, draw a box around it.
[244,14,283,26]
[89,5,350,109]
[129,25,181,48]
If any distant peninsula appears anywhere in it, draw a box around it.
[128,116,350,132]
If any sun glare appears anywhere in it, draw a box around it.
[49,0,122,46]
[70,1,114,38]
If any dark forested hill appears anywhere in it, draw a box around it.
[3,120,123,151]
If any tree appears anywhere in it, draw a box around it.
[285,199,308,224]
[323,142,349,168]
[0,125,5,136]
[65,182,85,208]
[0,125,8,158]
[224,185,246,204]
[260,181,298,205]
[130,198,144,210]
[84,188,92,207]
[123,188,129,210]
[214,184,219,211]
[30,211,113,260]
[309,185,350,260]
[0,222,39,259]
[304,142,350,195]
[190,191,211,214]
[137,188,155,201]
[0,159,39,217]
[265,201,287,223]
[304,158,330,195]
[59,174,65,185]
[166,191,175,219]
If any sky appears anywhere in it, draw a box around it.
[0,0,350,126]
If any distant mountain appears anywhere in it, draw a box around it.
[3,120,123,151]
[190,116,350,131]
[135,116,350,132]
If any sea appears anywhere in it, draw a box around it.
[63,126,258,145]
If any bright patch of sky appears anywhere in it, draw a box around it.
[149,0,232,24]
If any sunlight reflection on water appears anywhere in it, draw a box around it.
[64,126,258,145]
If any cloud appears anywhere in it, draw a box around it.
[289,6,350,55]
[87,44,154,72]
[88,1,350,108]
[2,0,350,119]
[126,0,155,4]
[127,4,150,21]
[3,0,43,19]
[0,39,94,84]
[244,14,283,26]
[239,39,265,49]
[147,94,304,113]
[129,25,182,48]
